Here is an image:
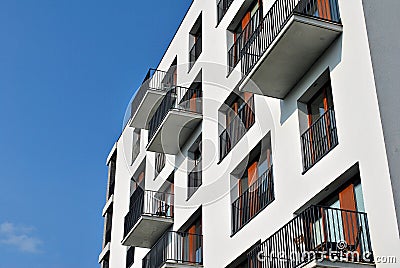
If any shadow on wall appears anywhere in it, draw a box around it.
[279,35,343,125]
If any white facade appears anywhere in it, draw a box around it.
[99,0,400,267]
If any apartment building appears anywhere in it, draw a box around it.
[99,0,400,267]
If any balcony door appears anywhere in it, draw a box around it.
[183,217,202,263]
[309,180,366,254]
[306,84,334,161]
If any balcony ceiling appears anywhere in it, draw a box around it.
[130,89,166,129]
[147,110,202,155]
[240,14,342,99]
[121,215,173,248]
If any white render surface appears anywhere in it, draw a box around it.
[100,0,400,267]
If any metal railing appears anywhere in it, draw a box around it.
[124,68,176,127]
[232,167,274,234]
[228,7,262,72]
[131,138,141,165]
[248,205,373,267]
[154,152,166,178]
[220,95,255,160]
[123,188,174,238]
[241,0,341,76]
[301,107,338,172]
[188,159,202,199]
[189,35,202,70]
[217,0,235,24]
[142,231,203,268]
[126,247,135,268]
[148,86,203,142]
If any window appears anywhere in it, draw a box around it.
[231,133,274,234]
[217,0,234,24]
[154,152,166,179]
[189,15,202,70]
[131,129,140,165]
[182,215,202,264]
[228,0,263,71]
[188,135,202,199]
[126,247,135,268]
[101,253,110,268]
[310,178,368,255]
[299,74,338,172]
[107,152,116,199]
[219,92,255,161]
[104,207,113,246]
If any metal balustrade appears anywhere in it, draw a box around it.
[220,95,255,161]
[123,189,174,239]
[240,0,341,77]
[148,86,203,142]
[248,206,373,267]
[217,0,235,24]
[301,107,338,172]
[123,68,176,127]
[228,8,262,73]
[232,167,274,234]
[131,138,141,165]
[142,231,203,268]
[188,159,202,199]
[126,247,135,268]
[189,36,202,70]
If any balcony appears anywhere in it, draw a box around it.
[217,0,234,24]
[232,167,274,234]
[188,159,202,199]
[131,137,141,165]
[147,86,203,154]
[122,188,174,248]
[248,206,374,267]
[238,0,342,98]
[189,36,202,70]
[228,7,262,73]
[301,107,338,172]
[220,95,255,161]
[129,69,176,128]
[142,231,203,268]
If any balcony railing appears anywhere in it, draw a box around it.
[217,0,234,24]
[189,35,202,70]
[188,159,202,199]
[154,152,166,178]
[123,188,174,238]
[142,231,203,268]
[131,138,141,165]
[232,167,274,234]
[241,0,341,76]
[248,206,374,267]
[126,247,135,268]
[123,68,176,127]
[220,95,255,161]
[228,7,262,72]
[148,86,203,142]
[301,107,338,172]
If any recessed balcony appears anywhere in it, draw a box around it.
[122,188,174,248]
[219,95,255,161]
[247,206,374,267]
[301,107,338,172]
[232,167,274,234]
[129,69,176,129]
[238,0,342,99]
[142,231,203,268]
[147,86,203,155]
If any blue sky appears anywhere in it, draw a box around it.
[0,1,192,267]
